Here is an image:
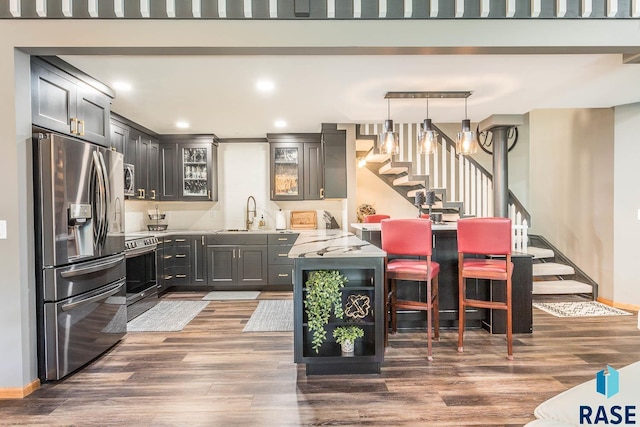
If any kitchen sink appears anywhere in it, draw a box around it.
[216,228,250,232]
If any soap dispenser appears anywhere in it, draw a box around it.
[259,215,266,230]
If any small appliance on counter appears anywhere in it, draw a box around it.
[322,210,340,229]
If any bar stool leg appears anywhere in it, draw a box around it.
[458,273,465,353]
[426,278,433,361]
[433,275,440,341]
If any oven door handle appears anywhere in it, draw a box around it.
[61,281,125,312]
[60,256,124,278]
[125,245,157,258]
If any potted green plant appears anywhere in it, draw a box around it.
[333,325,364,355]
[304,270,349,353]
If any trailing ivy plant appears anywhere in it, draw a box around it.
[304,270,348,353]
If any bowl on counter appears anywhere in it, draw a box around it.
[148,224,168,231]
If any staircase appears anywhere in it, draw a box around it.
[357,122,530,223]
[527,235,597,299]
[357,122,597,300]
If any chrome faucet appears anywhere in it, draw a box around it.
[246,195,256,230]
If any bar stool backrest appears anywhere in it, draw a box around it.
[457,217,512,256]
[380,218,433,257]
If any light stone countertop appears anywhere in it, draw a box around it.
[350,222,458,232]
[287,229,386,259]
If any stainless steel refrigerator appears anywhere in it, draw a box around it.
[33,131,127,381]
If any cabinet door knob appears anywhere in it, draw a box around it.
[320,187,325,199]
[151,189,156,199]
[78,120,85,136]
[278,273,289,277]
[208,190,211,200]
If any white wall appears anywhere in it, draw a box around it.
[528,108,614,300]
[613,103,640,306]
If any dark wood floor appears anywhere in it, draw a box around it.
[2,291,639,426]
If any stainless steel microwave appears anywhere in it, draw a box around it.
[124,163,135,196]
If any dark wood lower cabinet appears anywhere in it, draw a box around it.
[206,233,269,289]
[157,232,296,291]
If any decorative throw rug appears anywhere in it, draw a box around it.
[243,300,293,332]
[127,301,209,332]
[533,301,631,318]
[202,291,261,301]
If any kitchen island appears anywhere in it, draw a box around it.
[289,230,386,375]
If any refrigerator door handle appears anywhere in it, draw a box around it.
[97,151,111,247]
[92,151,107,248]
[61,281,125,312]
[60,255,124,278]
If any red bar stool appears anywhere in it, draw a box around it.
[363,214,390,223]
[456,217,514,360]
[381,218,440,361]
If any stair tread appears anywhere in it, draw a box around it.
[393,176,425,186]
[526,246,555,259]
[533,262,575,276]
[378,162,411,175]
[533,280,593,295]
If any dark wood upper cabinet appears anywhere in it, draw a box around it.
[113,113,160,201]
[268,127,346,201]
[159,135,218,202]
[303,142,323,200]
[31,57,111,147]
[268,133,324,201]
[321,124,347,199]
[109,120,127,154]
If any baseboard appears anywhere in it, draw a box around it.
[597,297,640,312]
[0,378,40,399]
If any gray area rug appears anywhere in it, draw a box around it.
[127,301,209,332]
[203,291,261,301]
[533,301,631,318]
[243,300,294,332]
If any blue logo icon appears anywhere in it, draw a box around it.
[596,365,619,398]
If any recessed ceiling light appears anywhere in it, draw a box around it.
[113,81,132,91]
[274,120,287,128]
[256,79,275,93]
[176,121,190,129]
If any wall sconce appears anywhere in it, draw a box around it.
[378,98,399,155]
[418,98,437,155]
[456,97,478,155]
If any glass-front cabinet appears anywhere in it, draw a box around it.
[268,133,324,201]
[159,135,218,202]
[271,142,303,201]
[182,146,209,198]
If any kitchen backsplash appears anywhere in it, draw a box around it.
[124,200,345,233]
[124,141,346,233]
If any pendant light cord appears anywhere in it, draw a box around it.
[387,98,391,120]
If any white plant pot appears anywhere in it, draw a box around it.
[341,339,354,355]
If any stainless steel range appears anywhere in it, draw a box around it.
[125,234,159,321]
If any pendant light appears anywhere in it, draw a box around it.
[456,97,478,155]
[418,98,438,155]
[378,98,399,155]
